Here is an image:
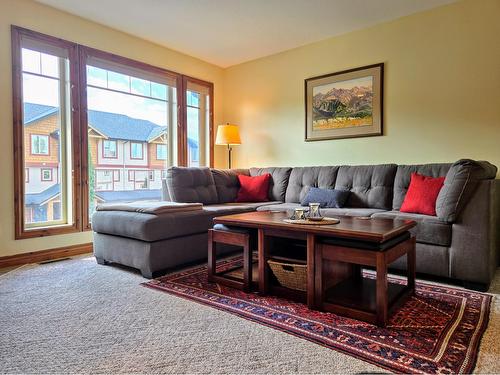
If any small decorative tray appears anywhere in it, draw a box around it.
[283,217,340,225]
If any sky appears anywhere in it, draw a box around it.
[21,48,201,138]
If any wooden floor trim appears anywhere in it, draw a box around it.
[0,243,93,269]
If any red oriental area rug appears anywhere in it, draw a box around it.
[143,257,491,374]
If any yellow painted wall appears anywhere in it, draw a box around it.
[0,0,225,256]
[223,0,500,173]
[2,0,500,258]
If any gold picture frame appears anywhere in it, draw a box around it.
[305,63,383,141]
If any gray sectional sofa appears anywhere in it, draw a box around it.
[92,159,499,291]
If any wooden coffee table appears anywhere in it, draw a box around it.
[213,211,416,326]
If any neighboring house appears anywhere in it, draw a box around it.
[23,102,199,223]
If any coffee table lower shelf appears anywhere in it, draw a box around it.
[213,260,414,326]
[322,277,413,325]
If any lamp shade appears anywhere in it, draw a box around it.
[215,124,241,145]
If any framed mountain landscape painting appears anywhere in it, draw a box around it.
[305,63,383,141]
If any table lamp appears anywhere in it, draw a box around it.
[215,123,241,169]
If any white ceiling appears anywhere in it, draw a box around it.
[36,0,456,68]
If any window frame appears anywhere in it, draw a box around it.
[181,76,214,167]
[102,139,117,159]
[12,26,82,239]
[12,26,215,238]
[156,144,167,160]
[130,142,144,160]
[40,168,53,181]
[30,134,50,155]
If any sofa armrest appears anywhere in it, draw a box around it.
[450,179,500,285]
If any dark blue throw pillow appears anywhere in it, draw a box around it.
[300,187,350,208]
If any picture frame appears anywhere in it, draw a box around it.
[305,63,384,142]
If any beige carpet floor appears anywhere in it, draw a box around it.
[0,255,498,374]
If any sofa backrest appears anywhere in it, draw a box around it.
[335,164,397,209]
[393,163,452,210]
[284,164,397,209]
[285,166,339,203]
[166,167,218,204]
[249,167,292,202]
[393,160,497,222]
[211,169,250,203]
[165,161,497,219]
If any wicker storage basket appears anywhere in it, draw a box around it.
[267,259,307,291]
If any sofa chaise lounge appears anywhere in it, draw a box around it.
[92,159,499,291]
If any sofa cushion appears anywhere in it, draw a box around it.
[285,166,339,203]
[91,204,260,242]
[256,203,386,217]
[371,211,452,247]
[211,169,249,203]
[436,159,498,222]
[334,164,397,209]
[166,167,218,204]
[393,163,451,210]
[92,210,215,242]
[249,167,292,201]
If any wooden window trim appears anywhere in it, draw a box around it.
[181,76,214,168]
[12,26,82,239]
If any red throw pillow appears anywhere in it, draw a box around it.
[400,173,445,216]
[236,174,271,202]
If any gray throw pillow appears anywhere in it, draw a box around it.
[300,187,350,208]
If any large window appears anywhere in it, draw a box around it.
[184,77,213,167]
[12,26,79,239]
[12,26,214,238]
[81,48,180,223]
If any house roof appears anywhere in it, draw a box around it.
[95,189,162,202]
[87,110,167,142]
[23,103,59,125]
[25,184,60,206]
[23,103,169,143]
